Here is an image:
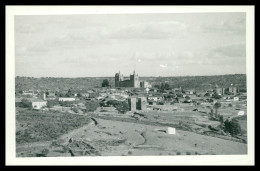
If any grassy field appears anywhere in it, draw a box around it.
[16,108,91,144]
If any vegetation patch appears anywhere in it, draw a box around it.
[16,109,91,144]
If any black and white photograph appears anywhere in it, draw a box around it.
[6,6,255,165]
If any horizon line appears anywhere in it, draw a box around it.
[15,73,246,78]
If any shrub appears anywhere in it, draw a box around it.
[117,102,129,114]
[72,107,79,113]
[85,101,100,112]
[101,79,110,87]
[212,93,222,99]
[186,152,191,155]
[204,93,210,97]
[158,101,164,105]
[224,119,242,136]
[185,96,191,100]
[219,115,224,124]
[207,99,214,102]
[176,152,181,155]
[47,100,59,108]
[59,101,74,107]
[20,99,32,109]
[214,102,221,114]
[176,93,183,98]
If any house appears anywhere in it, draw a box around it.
[28,98,47,110]
[22,90,34,96]
[58,97,76,102]
[42,93,56,100]
[229,85,238,95]
[185,90,195,95]
[147,96,158,101]
[140,81,152,88]
[81,93,90,97]
[215,88,225,95]
[233,97,239,101]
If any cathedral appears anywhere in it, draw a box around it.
[115,70,140,88]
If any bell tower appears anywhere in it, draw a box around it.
[130,70,139,88]
[115,72,120,87]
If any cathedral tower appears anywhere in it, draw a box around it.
[130,70,139,88]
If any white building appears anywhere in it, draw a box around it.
[28,98,47,110]
[140,81,152,88]
[58,97,76,102]
[234,97,239,101]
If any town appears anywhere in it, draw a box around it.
[15,72,247,157]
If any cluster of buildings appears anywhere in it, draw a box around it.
[15,71,246,113]
[207,84,240,96]
[115,71,152,88]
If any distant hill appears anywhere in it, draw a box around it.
[15,74,246,92]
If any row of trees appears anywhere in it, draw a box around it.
[208,102,242,136]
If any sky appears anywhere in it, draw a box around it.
[15,13,246,77]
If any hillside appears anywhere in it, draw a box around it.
[15,74,246,92]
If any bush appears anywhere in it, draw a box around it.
[158,101,164,105]
[224,119,242,136]
[116,101,129,114]
[85,101,100,112]
[176,152,181,155]
[212,93,222,99]
[101,79,110,87]
[47,100,59,108]
[219,115,224,124]
[204,93,210,97]
[185,96,191,100]
[16,110,91,144]
[207,99,214,102]
[59,101,74,107]
[176,93,183,98]
[72,107,79,113]
[20,99,32,109]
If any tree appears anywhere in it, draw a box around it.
[214,102,221,115]
[204,93,210,97]
[20,99,32,109]
[164,83,170,90]
[239,88,247,93]
[102,79,109,87]
[176,93,183,98]
[116,101,129,114]
[85,101,100,112]
[66,89,73,97]
[164,94,174,101]
[59,101,74,107]
[185,96,191,100]
[224,119,242,136]
[219,115,224,124]
[212,93,221,99]
[47,100,59,108]
[207,98,214,102]
[224,89,231,95]
[160,83,165,90]
[107,100,121,107]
